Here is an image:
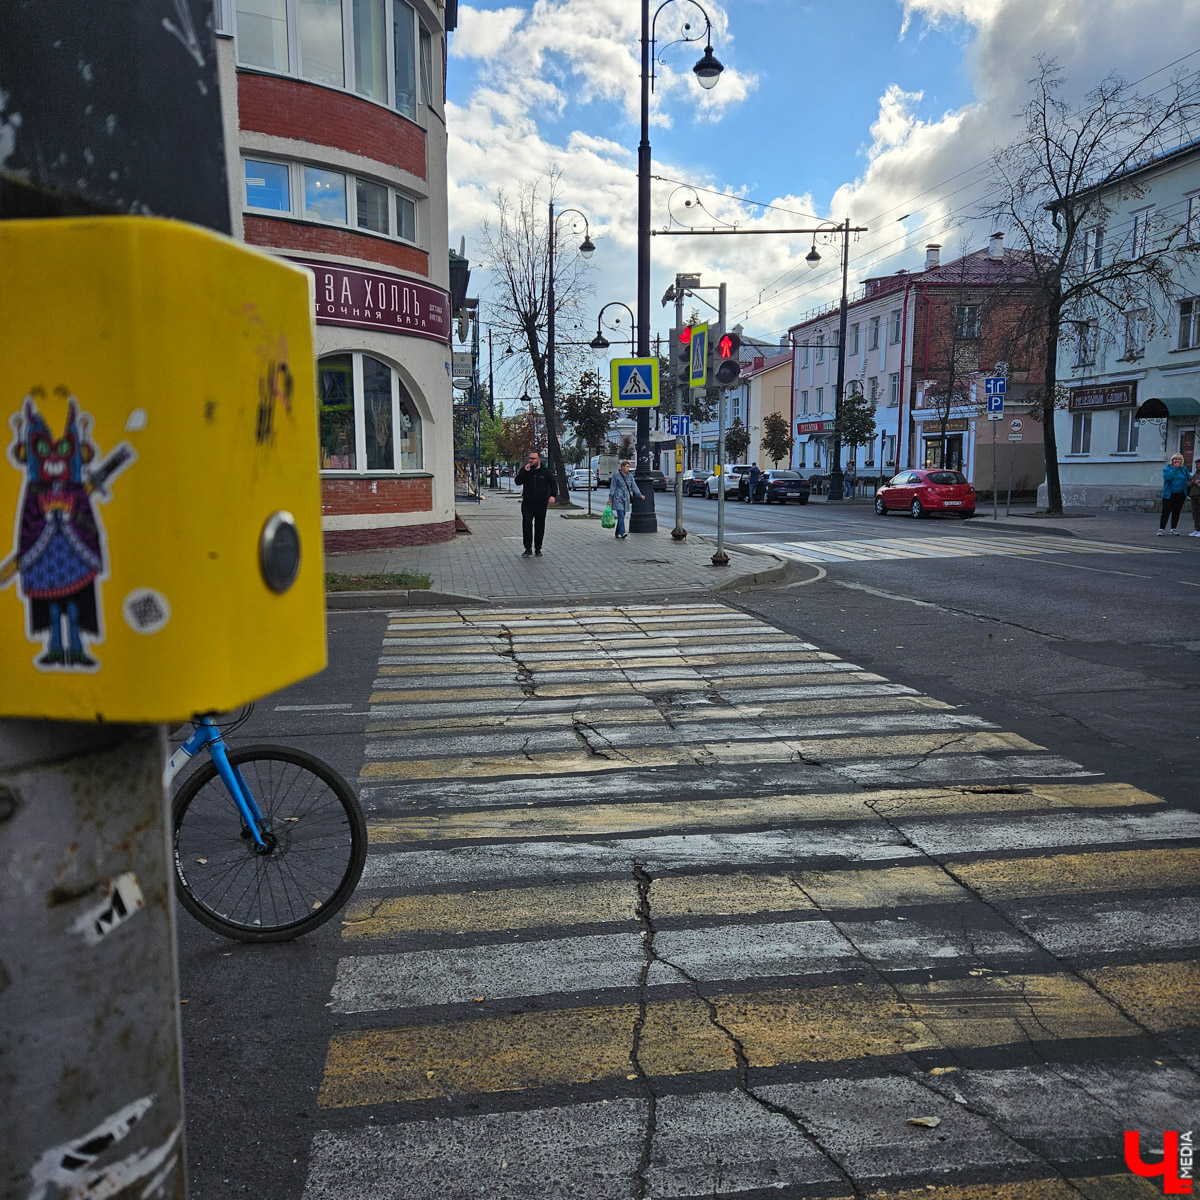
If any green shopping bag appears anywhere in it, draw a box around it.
[601,504,616,529]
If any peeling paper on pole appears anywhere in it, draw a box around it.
[70,872,144,944]
[26,1095,181,1200]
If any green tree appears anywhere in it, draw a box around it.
[835,385,877,467]
[724,417,751,463]
[760,411,794,467]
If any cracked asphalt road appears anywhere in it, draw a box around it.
[178,563,1200,1199]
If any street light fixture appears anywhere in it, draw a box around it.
[546,200,594,481]
[799,219,855,503]
[590,301,637,351]
[633,0,724,533]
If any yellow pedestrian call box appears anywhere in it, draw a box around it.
[0,218,326,723]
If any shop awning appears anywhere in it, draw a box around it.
[1136,396,1200,419]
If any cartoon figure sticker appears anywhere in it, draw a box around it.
[1,387,134,671]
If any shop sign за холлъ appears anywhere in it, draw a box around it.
[288,258,451,343]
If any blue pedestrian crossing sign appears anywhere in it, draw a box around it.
[611,358,660,407]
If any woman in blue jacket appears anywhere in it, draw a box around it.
[1158,453,1189,535]
[608,460,643,539]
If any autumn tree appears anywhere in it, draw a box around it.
[724,417,751,463]
[478,170,594,505]
[760,411,794,467]
[834,385,878,470]
[982,58,1200,512]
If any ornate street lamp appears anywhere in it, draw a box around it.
[547,200,594,479]
[589,301,637,351]
[633,0,723,532]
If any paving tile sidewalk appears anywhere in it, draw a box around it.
[326,491,786,606]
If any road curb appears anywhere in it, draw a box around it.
[326,588,494,610]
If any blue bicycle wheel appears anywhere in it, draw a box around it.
[172,745,366,941]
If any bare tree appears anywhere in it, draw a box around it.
[982,59,1200,512]
[479,171,595,505]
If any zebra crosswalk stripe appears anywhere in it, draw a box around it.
[300,602,1200,1199]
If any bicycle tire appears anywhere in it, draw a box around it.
[172,745,367,942]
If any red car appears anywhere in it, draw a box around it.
[875,468,975,519]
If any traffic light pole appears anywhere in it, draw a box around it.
[712,282,729,567]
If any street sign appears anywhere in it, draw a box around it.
[451,351,473,378]
[668,413,691,439]
[985,375,1005,421]
[689,322,708,389]
[1010,417,1023,432]
[1008,433,1023,441]
[611,358,660,407]
[985,376,1006,395]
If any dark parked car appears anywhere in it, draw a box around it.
[651,471,668,491]
[679,469,706,497]
[759,470,811,504]
[875,468,975,518]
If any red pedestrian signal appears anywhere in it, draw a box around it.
[717,331,741,359]
[680,325,693,345]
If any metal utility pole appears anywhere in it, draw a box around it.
[713,282,730,567]
[672,282,687,540]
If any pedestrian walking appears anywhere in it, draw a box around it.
[608,459,643,539]
[844,465,857,498]
[1189,459,1200,537]
[1158,453,1188,536]
[514,449,557,557]
[747,462,761,504]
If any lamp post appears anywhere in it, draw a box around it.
[804,219,854,503]
[589,301,637,352]
[547,200,594,490]
[633,0,723,532]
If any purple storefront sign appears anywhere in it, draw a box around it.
[1068,382,1137,412]
[288,258,451,343]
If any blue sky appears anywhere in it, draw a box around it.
[445,0,1200,389]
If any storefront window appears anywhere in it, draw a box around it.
[1116,410,1139,453]
[318,354,356,469]
[319,353,423,472]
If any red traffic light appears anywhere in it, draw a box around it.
[717,332,741,359]
[679,325,693,345]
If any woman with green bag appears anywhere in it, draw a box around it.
[601,503,616,529]
[607,460,643,539]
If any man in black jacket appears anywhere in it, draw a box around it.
[514,450,557,557]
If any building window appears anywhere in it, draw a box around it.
[1122,309,1147,360]
[1129,207,1153,258]
[1070,411,1092,455]
[889,373,900,407]
[801,344,810,368]
[1116,409,1139,453]
[1074,318,1098,366]
[815,387,824,412]
[955,304,980,339]
[889,309,901,344]
[1081,226,1104,272]
[237,0,289,71]
[1179,298,1200,350]
[318,352,423,472]
[235,0,433,120]
[864,437,875,466]
[1186,195,1200,245]
[244,157,290,210]
[244,156,420,244]
[868,316,880,350]
[800,389,808,415]
[299,0,344,86]
[797,441,806,467]
[304,166,348,223]
[815,334,825,364]
[867,376,878,402]
[849,323,860,355]
[883,433,896,465]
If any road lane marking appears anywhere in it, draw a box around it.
[318,965,1168,1108]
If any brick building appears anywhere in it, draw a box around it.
[214,0,459,549]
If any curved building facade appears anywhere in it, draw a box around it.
[214,0,458,549]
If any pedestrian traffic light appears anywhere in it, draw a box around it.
[714,330,743,387]
[676,324,695,385]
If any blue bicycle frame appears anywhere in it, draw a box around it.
[164,717,271,852]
